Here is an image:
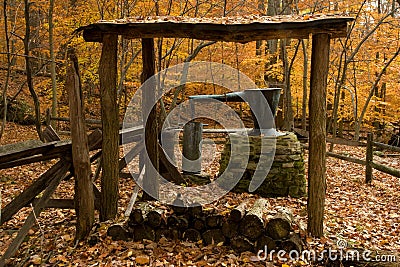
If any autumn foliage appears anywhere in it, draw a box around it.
[0,0,400,139]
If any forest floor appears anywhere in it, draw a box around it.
[0,122,399,266]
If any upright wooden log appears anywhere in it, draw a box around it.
[182,121,203,173]
[307,33,330,237]
[141,38,159,200]
[66,49,94,240]
[366,133,373,184]
[99,34,119,221]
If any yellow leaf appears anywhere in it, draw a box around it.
[30,255,42,265]
[135,255,150,265]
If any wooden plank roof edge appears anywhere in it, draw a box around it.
[75,14,354,42]
[77,14,353,27]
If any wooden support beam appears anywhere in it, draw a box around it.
[141,38,159,200]
[99,34,119,221]
[307,33,330,237]
[66,49,94,240]
[30,198,101,210]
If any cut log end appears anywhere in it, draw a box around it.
[231,236,254,253]
[265,210,293,240]
[183,229,202,242]
[202,229,225,245]
[107,224,130,241]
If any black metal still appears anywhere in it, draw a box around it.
[188,88,282,135]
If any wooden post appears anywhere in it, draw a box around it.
[141,38,159,200]
[66,49,94,240]
[99,34,119,221]
[182,122,203,174]
[307,33,330,237]
[366,132,373,184]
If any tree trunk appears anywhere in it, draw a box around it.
[49,0,57,129]
[24,0,42,140]
[0,0,11,141]
[66,49,94,241]
[99,34,119,221]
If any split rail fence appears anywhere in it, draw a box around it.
[294,128,400,183]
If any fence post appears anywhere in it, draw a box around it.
[366,132,373,184]
[182,121,203,174]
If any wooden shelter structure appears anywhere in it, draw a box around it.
[77,14,353,237]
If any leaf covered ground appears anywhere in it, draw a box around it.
[0,123,399,266]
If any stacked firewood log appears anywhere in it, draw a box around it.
[107,199,303,254]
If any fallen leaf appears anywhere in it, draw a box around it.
[135,255,150,265]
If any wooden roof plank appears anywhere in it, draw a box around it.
[77,15,353,43]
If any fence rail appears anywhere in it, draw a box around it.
[298,128,400,183]
[365,133,400,182]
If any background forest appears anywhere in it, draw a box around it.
[0,0,400,142]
